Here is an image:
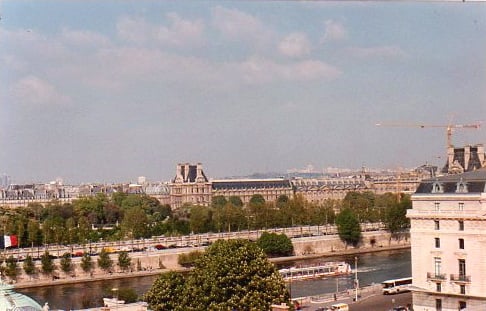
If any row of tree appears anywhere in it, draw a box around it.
[1,248,132,282]
[0,191,410,248]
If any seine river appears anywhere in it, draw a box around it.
[17,248,411,310]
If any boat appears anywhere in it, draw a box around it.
[102,298,125,307]
[279,261,352,281]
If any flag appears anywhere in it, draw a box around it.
[4,235,18,248]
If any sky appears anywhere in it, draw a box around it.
[1,1,486,184]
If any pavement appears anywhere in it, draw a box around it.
[295,286,412,311]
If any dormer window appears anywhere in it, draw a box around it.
[432,181,444,193]
[456,179,468,193]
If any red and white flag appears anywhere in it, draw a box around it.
[4,235,18,248]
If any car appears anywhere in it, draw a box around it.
[392,307,408,311]
[154,244,166,250]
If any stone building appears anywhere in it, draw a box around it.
[407,168,486,310]
[442,144,485,174]
[169,163,212,209]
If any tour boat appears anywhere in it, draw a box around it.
[279,261,352,281]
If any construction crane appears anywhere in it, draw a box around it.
[375,122,481,149]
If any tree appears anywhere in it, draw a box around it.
[23,255,36,278]
[80,253,93,274]
[97,248,113,273]
[188,205,212,234]
[228,196,243,208]
[60,252,73,275]
[335,208,362,247]
[5,255,19,280]
[257,232,294,257]
[120,206,149,239]
[183,239,289,310]
[144,271,187,311]
[117,251,131,272]
[40,251,56,275]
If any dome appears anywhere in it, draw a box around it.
[0,283,43,311]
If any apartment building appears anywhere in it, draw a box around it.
[407,168,486,311]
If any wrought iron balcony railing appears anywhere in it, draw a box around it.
[450,274,471,283]
[427,272,447,281]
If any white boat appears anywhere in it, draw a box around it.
[279,261,352,281]
[103,298,125,307]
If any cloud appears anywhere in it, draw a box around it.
[347,45,407,59]
[236,57,341,84]
[116,13,205,47]
[10,75,72,107]
[211,6,271,44]
[61,28,110,47]
[322,20,348,42]
[278,33,311,58]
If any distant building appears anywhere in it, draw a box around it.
[407,168,486,310]
[212,178,293,204]
[169,163,212,209]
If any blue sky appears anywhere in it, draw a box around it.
[1,1,485,184]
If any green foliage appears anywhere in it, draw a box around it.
[228,196,243,208]
[384,194,411,234]
[23,255,36,276]
[117,288,138,304]
[146,239,289,311]
[80,253,93,273]
[257,232,294,257]
[60,252,73,274]
[144,271,187,311]
[117,251,131,272]
[40,251,56,275]
[188,205,213,234]
[336,208,362,247]
[249,194,266,206]
[184,239,289,310]
[5,256,19,279]
[97,248,113,272]
[178,250,204,268]
[120,206,149,239]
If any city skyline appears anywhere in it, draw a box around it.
[1,1,485,184]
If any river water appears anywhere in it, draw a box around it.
[17,248,410,310]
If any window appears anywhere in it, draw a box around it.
[435,238,441,248]
[460,285,466,295]
[458,202,464,211]
[436,282,441,292]
[459,301,466,310]
[459,238,464,249]
[434,257,442,276]
[434,220,440,230]
[436,299,442,311]
[459,259,466,277]
[459,220,464,231]
[434,202,440,211]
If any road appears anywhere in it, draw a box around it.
[302,290,412,311]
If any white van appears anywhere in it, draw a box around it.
[330,303,349,311]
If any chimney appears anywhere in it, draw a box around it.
[184,163,190,182]
[464,145,471,171]
[175,163,183,183]
[478,144,485,167]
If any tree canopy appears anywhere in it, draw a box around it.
[336,208,362,247]
[257,232,294,257]
[144,239,289,311]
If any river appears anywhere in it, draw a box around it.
[16,248,411,310]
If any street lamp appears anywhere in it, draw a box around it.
[354,256,359,302]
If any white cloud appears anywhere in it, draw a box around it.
[116,13,205,47]
[347,45,407,59]
[211,6,271,43]
[61,28,110,47]
[10,75,72,107]
[236,57,341,84]
[278,33,311,58]
[322,20,348,42]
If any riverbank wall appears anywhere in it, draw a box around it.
[12,230,409,290]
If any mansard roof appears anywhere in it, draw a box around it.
[211,179,292,190]
[415,168,486,194]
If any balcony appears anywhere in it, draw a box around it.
[427,272,447,281]
[450,274,471,283]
